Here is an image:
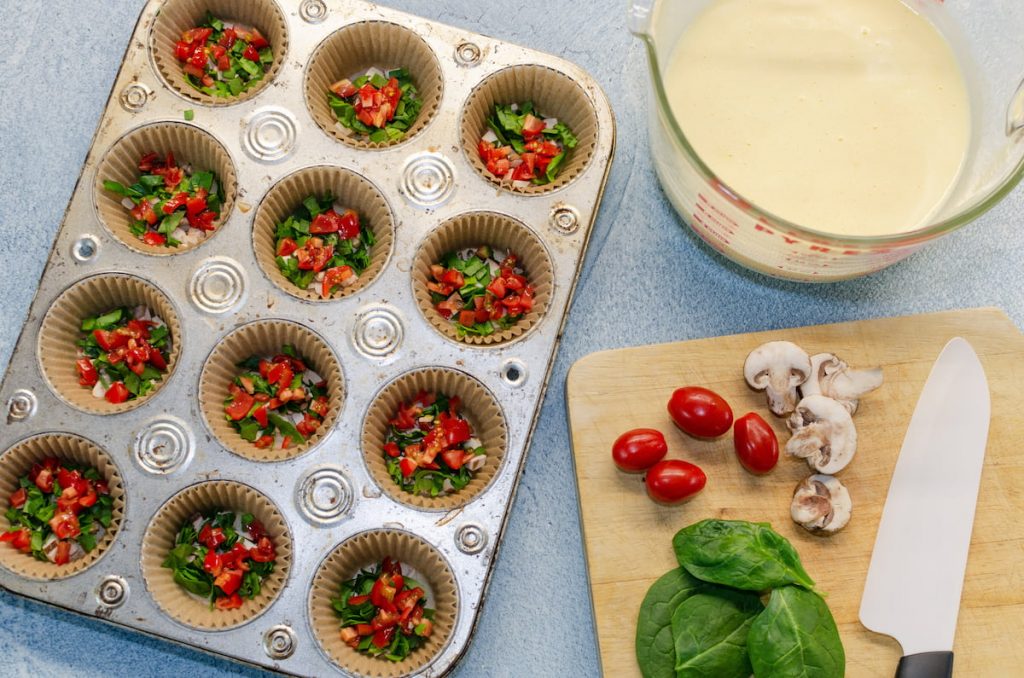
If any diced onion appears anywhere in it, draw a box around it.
[121,198,135,209]
[544,117,558,129]
[482,130,498,144]
[466,454,487,472]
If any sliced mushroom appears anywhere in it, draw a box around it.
[800,353,883,415]
[743,341,812,416]
[785,395,857,474]
[791,474,852,534]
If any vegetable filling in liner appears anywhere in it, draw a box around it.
[0,433,125,580]
[150,0,289,105]
[362,367,507,510]
[461,64,600,193]
[305,20,443,149]
[412,211,554,346]
[39,273,182,414]
[94,122,238,255]
[309,529,458,677]
[199,319,344,462]
[252,165,395,301]
[141,480,292,630]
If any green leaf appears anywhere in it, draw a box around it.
[673,519,816,591]
[268,413,304,445]
[184,109,195,121]
[635,568,705,678]
[545,151,566,184]
[173,565,213,597]
[747,586,846,678]
[672,589,762,678]
[103,180,141,198]
[238,419,260,442]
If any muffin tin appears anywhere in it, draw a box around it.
[0,0,614,675]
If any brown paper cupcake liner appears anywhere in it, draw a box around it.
[140,480,292,631]
[253,165,395,301]
[305,21,443,149]
[461,64,600,194]
[199,320,344,462]
[94,121,238,255]
[150,0,288,106]
[0,433,125,580]
[38,273,182,415]
[412,212,554,346]
[309,529,458,677]
[362,368,507,510]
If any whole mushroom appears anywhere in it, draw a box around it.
[786,395,857,474]
[791,474,852,534]
[800,353,883,415]
[743,341,812,416]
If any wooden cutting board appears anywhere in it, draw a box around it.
[566,308,1024,678]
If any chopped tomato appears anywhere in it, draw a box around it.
[441,449,466,470]
[340,626,360,648]
[337,210,361,239]
[252,405,269,429]
[130,200,158,226]
[348,594,370,606]
[148,348,168,370]
[191,210,217,231]
[384,441,401,458]
[295,412,320,438]
[246,519,267,541]
[53,540,72,565]
[521,113,546,140]
[248,29,269,50]
[199,524,226,550]
[105,382,130,404]
[142,231,166,246]
[330,79,357,98]
[372,626,396,649]
[9,488,26,509]
[458,310,476,327]
[310,209,342,234]
[185,195,207,217]
[214,568,243,596]
[49,511,80,539]
[276,237,298,256]
[225,385,255,421]
[215,593,243,610]
[266,362,294,388]
[399,457,418,477]
[322,265,356,299]
[0,528,31,552]
[371,574,399,610]
[310,396,329,418]
[203,550,223,576]
[163,167,184,189]
[93,329,128,351]
[254,435,274,449]
[250,536,276,563]
[76,358,99,387]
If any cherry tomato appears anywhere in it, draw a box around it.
[667,386,734,438]
[733,413,779,474]
[611,428,668,473]
[645,460,706,504]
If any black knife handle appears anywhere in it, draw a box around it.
[895,652,954,678]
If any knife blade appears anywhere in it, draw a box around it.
[859,337,990,678]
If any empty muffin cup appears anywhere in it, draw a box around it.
[252,165,395,301]
[38,273,182,415]
[309,529,459,677]
[94,121,238,255]
[304,21,443,149]
[140,480,292,631]
[362,367,507,511]
[461,64,600,194]
[412,211,554,346]
[150,0,288,105]
[198,319,344,462]
[0,433,125,580]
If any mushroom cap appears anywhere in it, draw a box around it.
[743,341,812,416]
[785,395,857,474]
[801,353,883,415]
[791,474,852,534]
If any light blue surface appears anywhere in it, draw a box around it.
[1,2,1023,677]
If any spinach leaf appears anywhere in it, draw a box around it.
[635,568,704,678]
[671,589,762,678]
[673,519,815,591]
[747,586,845,678]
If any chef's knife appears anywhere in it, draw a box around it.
[859,338,990,678]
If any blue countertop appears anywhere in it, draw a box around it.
[2,1,1022,676]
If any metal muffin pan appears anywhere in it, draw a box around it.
[0,0,614,675]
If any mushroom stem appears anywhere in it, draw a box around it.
[791,474,852,534]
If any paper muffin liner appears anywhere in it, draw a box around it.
[309,529,459,677]
[362,368,507,510]
[38,273,182,415]
[150,0,288,106]
[461,64,600,194]
[94,122,238,255]
[252,165,395,301]
[304,21,443,149]
[412,212,554,346]
[140,480,292,631]
[198,320,344,462]
[0,433,125,580]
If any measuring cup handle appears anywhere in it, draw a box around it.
[627,0,656,36]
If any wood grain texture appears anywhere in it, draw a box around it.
[566,308,1024,678]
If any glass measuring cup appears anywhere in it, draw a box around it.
[629,0,1024,281]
